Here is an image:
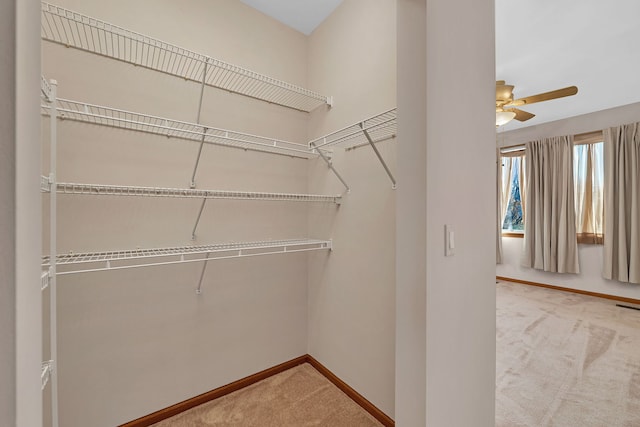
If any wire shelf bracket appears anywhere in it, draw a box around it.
[42,98,329,160]
[40,2,331,113]
[195,252,210,295]
[361,124,396,189]
[310,141,350,193]
[43,239,332,275]
[309,108,397,189]
[191,198,208,241]
[189,58,209,188]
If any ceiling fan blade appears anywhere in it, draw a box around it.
[506,86,578,107]
[496,84,515,104]
[509,108,536,122]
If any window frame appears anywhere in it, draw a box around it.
[500,150,525,237]
[499,130,604,241]
[574,137,604,245]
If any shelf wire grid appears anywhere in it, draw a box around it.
[41,360,53,390]
[42,98,327,159]
[41,269,51,290]
[40,2,329,112]
[41,75,52,101]
[55,182,342,203]
[309,108,397,150]
[43,239,332,274]
[41,175,52,193]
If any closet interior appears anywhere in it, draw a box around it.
[40,1,397,426]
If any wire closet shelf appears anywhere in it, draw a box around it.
[40,2,331,112]
[43,239,332,275]
[41,269,50,290]
[54,182,341,203]
[41,75,53,101]
[308,108,397,151]
[308,108,397,189]
[41,175,51,192]
[41,98,327,159]
[41,360,53,391]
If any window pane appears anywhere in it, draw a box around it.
[502,156,524,231]
[574,142,604,244]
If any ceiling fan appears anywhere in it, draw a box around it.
[496,81,578,127]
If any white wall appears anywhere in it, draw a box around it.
[3,0,43,426]
[497,102,640,300]
[423,0,497,425]
[306,0,397,418]
[396,0,426,424]
[42,1,317,426]
[0,1,17,424]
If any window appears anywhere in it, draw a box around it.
[574,141,604,244]
[499,137,604,243]
[501,155,525,233]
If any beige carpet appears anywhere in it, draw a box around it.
[151,363,383,427]
[497,281,640,427]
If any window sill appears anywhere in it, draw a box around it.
[502,232,524,238]
[577,233,604,245]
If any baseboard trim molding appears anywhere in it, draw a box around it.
[119,355,308,427]
[306,355,395,427]
[119,354,395,427]
[497,276,640,305]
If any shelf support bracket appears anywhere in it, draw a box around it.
[196,60,209,123]
[191,198,208,240]
[310,141,350,193]
[195,252,210,295]
[190,130,208,189]
[190,59,210,188]
[361,124,397,189]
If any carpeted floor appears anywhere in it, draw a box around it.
[152,282,640,426]
[151,363,382,427]
[497,281,640,427]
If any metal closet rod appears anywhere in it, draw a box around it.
[499,130,605,153]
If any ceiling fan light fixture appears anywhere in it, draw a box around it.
[496,110,516,127]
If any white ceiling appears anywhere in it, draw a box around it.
[239,0,343,35]
[241,0,640,130]
[496,0,640,130]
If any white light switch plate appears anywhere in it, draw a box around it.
[445,224,455,256]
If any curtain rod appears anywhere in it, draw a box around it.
[498,130,604,152]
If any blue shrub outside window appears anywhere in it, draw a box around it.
[503,159,524,231]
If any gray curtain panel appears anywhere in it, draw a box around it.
[522,136,579,273]
[603,122,640,284]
